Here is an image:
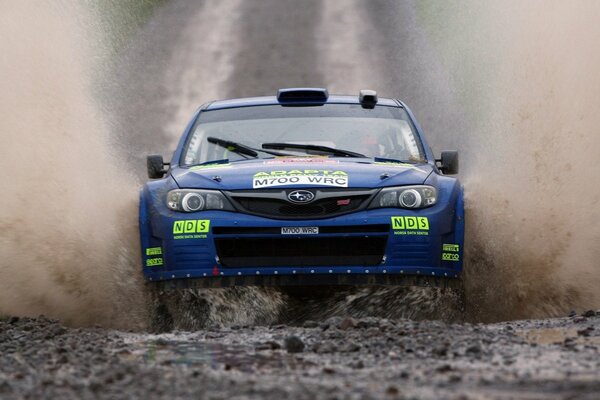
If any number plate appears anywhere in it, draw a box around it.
[281,227,319,235]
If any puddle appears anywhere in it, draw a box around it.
[518,327,599,345]
[119,339,300,372]
[518,328,577,345]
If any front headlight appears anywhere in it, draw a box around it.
[166,189,234,212]
[369,185,437,209]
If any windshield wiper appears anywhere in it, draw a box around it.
[261,142,366,158]
[207,137,258,158]
[373,156,421,164]
[207,137,295,158]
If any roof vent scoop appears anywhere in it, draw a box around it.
[277,88,329,103]
[359,89,378,108]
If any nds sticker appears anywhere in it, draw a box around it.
[391,216,429,236]
[173,219,210,239]
[253,170,348,189]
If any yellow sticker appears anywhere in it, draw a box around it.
[146,247,162,256]
[146,258,163,267]
[173,220,210,239]
[391,216,429,235]
[173,220,210,234]
[442,253,460,261]
[442,244,460,252]
[391,216,405,230]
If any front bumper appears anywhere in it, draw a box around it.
[140,199,465,285]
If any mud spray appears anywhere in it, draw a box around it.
[0,2,286,330]
[283,0,600,324]
[0,3,146,328]
[282,0,600,325]
[458,1,600,321]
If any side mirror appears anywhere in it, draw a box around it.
[436,151,459,175]
[147,155,169,179]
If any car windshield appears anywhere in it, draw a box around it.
[182,104,426,166]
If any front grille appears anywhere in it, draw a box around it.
[215,236,387,267]
[227,188,377,219]
[233,196,367,218]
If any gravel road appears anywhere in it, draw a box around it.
[105,0,463,177]
[1,311,599,399]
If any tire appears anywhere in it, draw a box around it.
[147,283,213,331]
[147,285,174,333]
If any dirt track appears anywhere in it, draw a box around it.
[1,312,599,399]
[106,0,463,178]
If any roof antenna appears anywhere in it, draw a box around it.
[359,89,378,109]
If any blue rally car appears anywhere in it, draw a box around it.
[140,88,464,292]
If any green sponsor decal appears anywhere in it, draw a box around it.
[145,247,162,256]
[442,253,460,262]
[173,219,210,239]
[146,257,163,267]
[391,216,429,235]
[442,244,460,252]
[253,170,348,177]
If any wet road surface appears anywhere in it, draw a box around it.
[1,312,599,399]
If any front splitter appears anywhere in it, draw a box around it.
[150,273,463,290]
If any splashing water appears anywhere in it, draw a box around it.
[457,1,600,321]
[314,0,600,322]
[0,3,145,328]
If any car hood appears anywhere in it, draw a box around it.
[171,158,434,190]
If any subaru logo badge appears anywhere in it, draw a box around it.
[287,190,315,204]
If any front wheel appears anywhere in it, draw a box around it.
[146,284,211,332]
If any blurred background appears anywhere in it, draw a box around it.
[1,0,599,328]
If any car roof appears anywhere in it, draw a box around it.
[203,94,401,111]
